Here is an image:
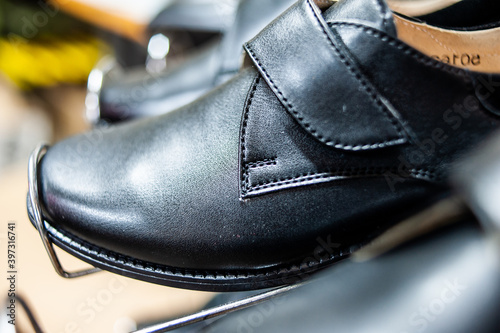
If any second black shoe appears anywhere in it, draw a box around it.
[97,0,296,123]
[28,0,500,291]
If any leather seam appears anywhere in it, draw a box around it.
[304,0,407,146]
[327,22,470,78]
[240,75,261,196]
[238,75,435,198]
[242,158,278,196]
[245,0,407,150]
[246,159,277,169]
[245,167,438,195]
[245,44,405,150]
[45,221,351,282]
[372,0,388,29]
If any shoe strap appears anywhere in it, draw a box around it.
[244,0,409,151]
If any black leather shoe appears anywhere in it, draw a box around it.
[28,0,500,291]
[97,0,296,123]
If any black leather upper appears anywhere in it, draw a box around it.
[244,0,407,151]
[37,0,500,273]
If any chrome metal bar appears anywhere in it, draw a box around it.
[133,283,305,333]
[28,144,101,278]
[85,56,116,125]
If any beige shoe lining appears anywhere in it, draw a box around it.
[394,14,500,73]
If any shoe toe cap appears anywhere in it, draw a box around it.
[38,126,147,246]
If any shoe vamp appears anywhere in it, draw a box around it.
[39,67,441,270]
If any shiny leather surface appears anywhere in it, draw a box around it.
[200,221,500,333]
[244,0,406,150]
[33,0,500,290]
[99,0,296,122]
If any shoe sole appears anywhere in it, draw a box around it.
[27,199,351,291]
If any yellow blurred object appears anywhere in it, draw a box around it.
[0,35,104,89]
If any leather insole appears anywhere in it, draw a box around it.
[394,14,500,73]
